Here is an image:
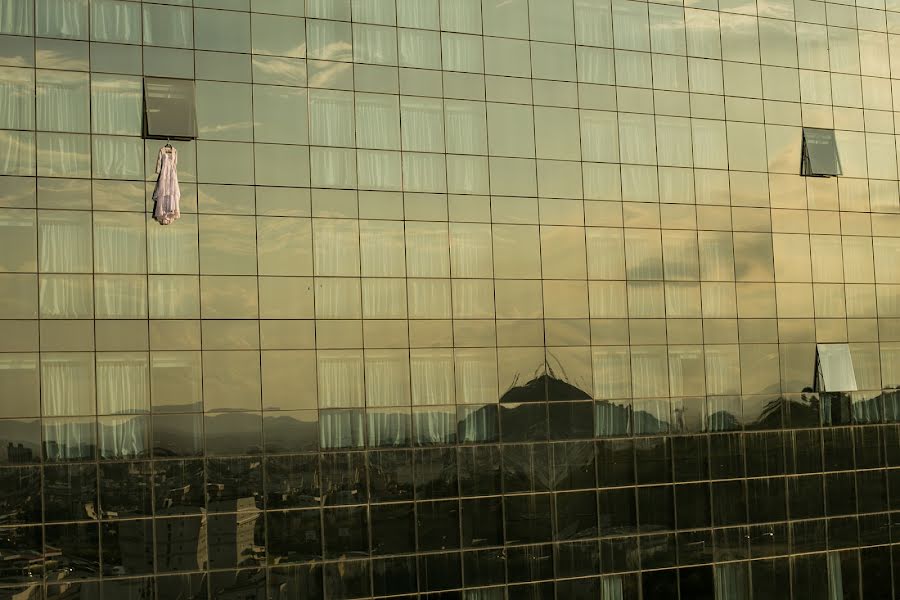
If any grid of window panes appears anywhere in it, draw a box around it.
[0,0,899,598]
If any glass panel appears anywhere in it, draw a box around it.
[37,70,90,133]
[815,344,859,392]
[802,128,842,177]
[0,67,35,130]
[144,77,197,140]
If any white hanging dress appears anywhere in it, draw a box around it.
[153,146,181,225]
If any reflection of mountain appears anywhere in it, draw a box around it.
[499,369,591,404]
[262,414,317,453]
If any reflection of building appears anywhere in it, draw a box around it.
[208,498,264,570]
[6,443,33,464]
[156,516,207,573]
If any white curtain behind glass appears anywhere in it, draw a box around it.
[91,76,141,135]
[592,347,631,400]
[355,94,399,149]
[405,224,449,277]
[458,405,494,443]
[705,345,741,395]
[100,415,148,459]
[39,275,92,318]
[358,150,402,190]
[43,418,94,461]
[41,354,95,416]
[309,90,354,147]
[402,152,446,193]
[414,408,454,444]
[97,354,149,415]
[36,0,88,39]
[37,72,89,132]
[0,68,34,130]
[826,553,844,600]
[93,136,143,179]
[401,97,444,153]
[0,131,35,175]
[95,276,147,318]
[362,278,406,318]
[91,0,139,44]
[668,346,705,397]
[714,563,748,600]
[39,211,92,273]
[455,349,497,404]
[0,0,33,35]
[317,352,364,408]
[410,350,455,406]
[313,220,359,277]
[600,575,625,600]
[95,218,144,273]
[631,347,669,398]
[319,410,363,449]
[367,410,408,447]
[364,351,411,407]
[311,147,356,188]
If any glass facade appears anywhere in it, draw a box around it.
[0,0,899,598]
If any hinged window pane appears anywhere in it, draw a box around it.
[801,128,841,177]
[815,343,858,392]
[144,77,197,140]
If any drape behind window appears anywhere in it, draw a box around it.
[714,563,749,599]
[411,350,455,406]
[365,351,411,407]
[0,68,34,130]
[309,91,354,147]
[705,345,740,395]
[402,152,446,193]
[633,398,670,435]
[100,415,149,459]
[43,418,94,461]
[39,213,91,273]
[355,94,399,149]
[36,0,87,39]
[91,0,139,44]
[401,98,444,152]
[0,131,34,175]
[413,408,455,445]
[39,275,92,318]
[592,347,631,400]
[445,102,484,154]
[311,147,356,188]
[319,410,363,449]
[95,276,147,318]
[594,400,631,437]
[457,405,496,442]
[600,575,625,600]
[91,76,141,135]
[367,410,409,447]
[97,355,149,415]
[455,349,497,404]
[94,220,144,273]
[41,354,95,416]
[317,353,364,408]
[358,150,401,190]
[827,552,844,600]
[37,72,89,132]
[631,347,669,398]
[0,0,33,35]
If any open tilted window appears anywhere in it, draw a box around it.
[144,77,197,140]
[814,343,858,392]
[801,128,842,177]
